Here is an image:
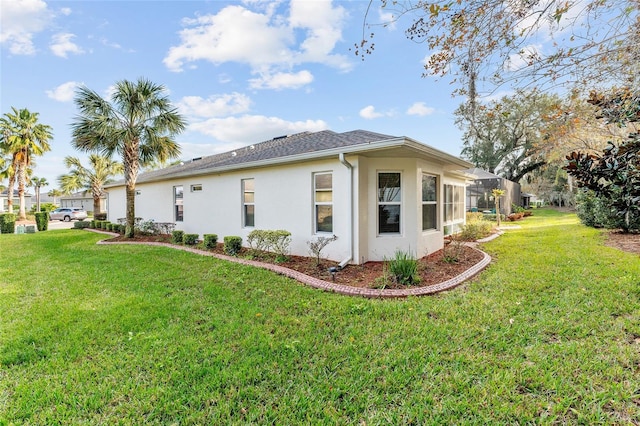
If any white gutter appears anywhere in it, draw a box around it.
[338,153,353,269]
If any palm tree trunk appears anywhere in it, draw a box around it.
[17,163,27,220]
[93,195,101,218]
[125,184,135,237]
[7,173,15,213]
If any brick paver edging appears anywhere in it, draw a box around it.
[90,229,493,298]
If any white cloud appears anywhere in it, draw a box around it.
[407,102,435,116]
[164,5,292,72]
[163,1,352,78]
[289,0,350,69]
[377,10,397,31]
[60,7,72,16]
[177,93,252,118]
[189,115,328,143]
[0,0,51,55]
[249,70,313,90]
[50,33,84,58]
[45,81,80,102]
[359,105,383,119]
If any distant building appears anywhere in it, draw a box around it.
[1,189,34,212]
[60,191,108,214]
[464,168,521,216]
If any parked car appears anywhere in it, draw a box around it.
[49,208,88,222]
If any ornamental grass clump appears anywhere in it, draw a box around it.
[386,249,420,286]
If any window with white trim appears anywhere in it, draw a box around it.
[378,172,401,234]
[422,174,437,231]
[242,178,255,227]
[314,172,333,233]
[190,184,202,192]
[444,184,465,235]
[174,185,183,222]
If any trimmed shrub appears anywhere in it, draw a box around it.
[203,234,218,249]
[89,220,96,228]
[224,236,242,256]
[73,221,91,229]
[34,212,49,231]
[94,212,107,221]
[0,213,16,234]
[101,221,111,230]
[172,230,184,244]
[183,233,199,246]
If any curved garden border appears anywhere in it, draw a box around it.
[91,230,495,298]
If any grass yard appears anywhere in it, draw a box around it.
[1,209,639,424]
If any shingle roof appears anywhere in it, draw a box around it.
[128,129,397,184]
[105,129,471,186]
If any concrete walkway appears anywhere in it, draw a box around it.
[91,229,494,299]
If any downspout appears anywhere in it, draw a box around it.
[338,153,353,269]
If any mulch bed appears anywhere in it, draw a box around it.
[103,234,483,290]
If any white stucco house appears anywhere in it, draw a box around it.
[105,130,473,265]
[60,191,108,214]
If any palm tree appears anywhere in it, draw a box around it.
[58,155,123,215]
[30,176,48,212]
[47,188,63,206]
[0,107,53,220]
[0,136,19,213]
[71,78,186,237]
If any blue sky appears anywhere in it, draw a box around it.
[1,0,478,188]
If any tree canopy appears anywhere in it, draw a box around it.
[71,78,186,237]
[58,155,123,215]
[358,0,639,97]
[0,107,53,219]
[565,88,640,232]
[457,89,563,183]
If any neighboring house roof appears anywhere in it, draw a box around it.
[105,129,473,187]
[1,189,33,197]
[462,167,505,180]
[60,191,104,200]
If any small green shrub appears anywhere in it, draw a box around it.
[136,219,158,235]
[443,236,465,263]
[247,229,291,258]
[172,230,184,244]
[73,221,90,229]
[203,234,218,249]
[0,213,16,234]
[89,220,96,228]
[459,220,492,241]
[94,212,107,221]
[386,250,420,286]
[183,233,199,246]
[34,212,49,231]
[102,221,111,230]
[466,212,485,222]
[224,236,242,256]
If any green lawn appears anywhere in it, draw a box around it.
[1,209,639,424]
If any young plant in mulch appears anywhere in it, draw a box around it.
[307,235,338,267]
[385,249,420,286]
[443,235,466,263]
